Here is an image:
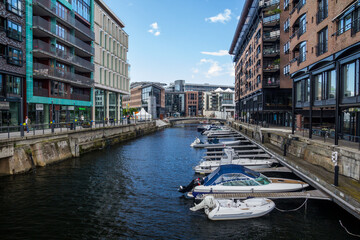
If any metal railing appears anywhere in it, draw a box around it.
[33,87,49,97]
[33,0,95,40]
[0,118,153,139]
[263,13,280,24]
[33,62,93,86]
[33,16,94,55]
[263,48,280,55]
[33,39,94,71]
[316,8,328,24]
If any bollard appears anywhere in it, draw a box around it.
[283,144,287,156]
[51,123,55,133]
[20,125,24,137]
[262,135,264,144]
[334,165,339,186]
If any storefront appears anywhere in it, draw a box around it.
[0,101,21,127]
[95,89,106,122]
[109,92,117,120]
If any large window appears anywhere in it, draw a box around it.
[327,70,336,99]
[7,0,22,16]
[7,46,22,66]
[296,78,310,103]
[7,20,22,41]
[56,2,70,21]
[315,74,323,101]
[6,75,21,95]
[56,23,67,39]
[298,14,307,37]
[298,42,307,63]
[317,27,328,56]
[342,62,356,98]
[73,0,90,22]
[51,81,66,97]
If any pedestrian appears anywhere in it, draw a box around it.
[25,116,31,133]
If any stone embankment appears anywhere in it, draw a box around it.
[0,121,166,176]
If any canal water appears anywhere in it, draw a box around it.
[0,125,359,240]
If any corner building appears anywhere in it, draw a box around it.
[289,0,360,144]
[230,0,292,126]
[93,0,130,122]
[27,0,94,124]
[0,0,26,126]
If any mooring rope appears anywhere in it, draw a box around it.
[339,220,360,238]
[275,198,308,212]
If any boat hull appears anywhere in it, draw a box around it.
[191,140,240,148]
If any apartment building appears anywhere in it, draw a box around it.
[27,0,94,124]
[289,0,360,143]
[123,82,165,119]
[0,0,25,127]
[93,0,130,122]
[203,88,235,119]
[229,0,292,126]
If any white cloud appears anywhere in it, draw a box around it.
[199,59,223,78]
[201,50,229,56]
[192,68,199,74]
[148,22,160,36]
[205,9,231,23]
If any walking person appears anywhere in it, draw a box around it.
[25,116,31,133]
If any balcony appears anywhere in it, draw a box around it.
[297,53,306,65]
[351,17,360,36]
[263,48,280,57]
[316,9,328,24]
[33,62,93,87]
[33,16,94,55]
[316,41,328,56]
[290,0,306,15]
[33,87,49,97]
[71,93,91,101]
[33,0,95,40]
[263,14,280,26]
[7,56,23,67]
[263,63,280,72]
[263,30,280,41]
[263,77,280,87]
[260,0,280,9]
[297,25,306,39]
[33,39,94,72]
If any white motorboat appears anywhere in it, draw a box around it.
[179,164,308,198]
[202,127,232,135]
[190,138,240,148]
[190,196,275,220]
[194,148,273,174]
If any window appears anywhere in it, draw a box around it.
[283,64,290,75]
[327,70,336,99]
[51,81,66,97]
[317,0,328,24]
[296,81,302,102]
[7,0,22,16]
[284,18,290,32]
[297,78,310,102]
[317,27,328,56]
[315,74,323,101]
[298,42,306,63]
[100,31,103,46]
[6,75,21,95]
[7,46,23,66]
[7,20,22,41]
[342,62,356,98]
[284,41,290,54]
[100,68,102,84]
[284,0,289,10]
[298,14,307,37]
[56,2,70,21]
[72,0,90,22]
[337,5,356,35]
[56,23,67,39]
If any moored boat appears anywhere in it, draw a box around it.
[190,138,240,148]
[179,164,309,198]
[190,196,275,220]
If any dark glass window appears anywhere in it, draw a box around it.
[0,74,4,96]
[56,2,70,21]
[6,0,22,16]
[51,81,66,97]
[299,42,307,63]
[6,75,21,95]
[342,62,356,98]
[315,74,323,101]
[317,27,328,56]
[73,0,90,22]
[7,46,23,66]
[7,20,22,41]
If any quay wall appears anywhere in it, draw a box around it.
[231,122,360,181]
[0,122,158,176]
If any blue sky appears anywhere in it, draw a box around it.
[103,0,245,86]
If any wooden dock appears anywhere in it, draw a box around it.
[196,190,331,201]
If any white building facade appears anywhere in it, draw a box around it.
[93,0,130,122]
[203,88,235,119]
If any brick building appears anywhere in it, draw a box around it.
[229,0,292,126]
[0,0,26,126]
[289,0,360,144]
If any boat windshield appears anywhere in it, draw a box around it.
[254,174,271,185]
[213,173,254,185]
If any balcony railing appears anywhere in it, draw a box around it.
[33,39,94,71]
[71,93,91,101]
[263,13,280,24]
[263,33,280,41]
[263,78,280,87]
[263,64,280,71]
[33,0,95,40]
[263,48,280,56]
[316,9,328,24]
[351,17,360,36]
[260,0,280,8]
[33,62,93,86]
[297,53,306,65]
[33,87,49,97]
[33,16,94,55]
[297,25,306,38]
[316,41,328,56]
